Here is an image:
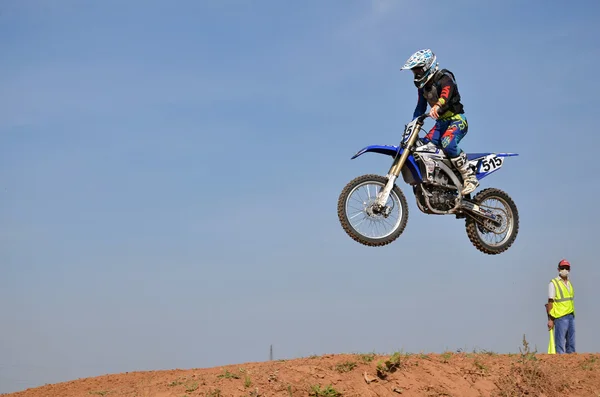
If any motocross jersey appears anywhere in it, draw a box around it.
[413,69,465,121]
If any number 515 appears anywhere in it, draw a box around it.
[480,157,502,172]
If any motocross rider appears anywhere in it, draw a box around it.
[400,49,479,195]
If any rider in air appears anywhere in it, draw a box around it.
[400,49,479,195]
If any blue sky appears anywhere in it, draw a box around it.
[1,0,599,393]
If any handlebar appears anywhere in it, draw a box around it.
[415,113,431,124]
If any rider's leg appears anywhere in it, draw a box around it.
[424,121,443,146]
[441,115,479,195]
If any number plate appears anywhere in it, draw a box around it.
[478,155,504,173]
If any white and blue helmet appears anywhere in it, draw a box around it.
[400,49,439,89]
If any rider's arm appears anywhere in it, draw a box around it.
[413,89,427,119]
[546,281,555,320]
[434,75,455,114]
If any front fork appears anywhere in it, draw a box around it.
[375,121,424,208]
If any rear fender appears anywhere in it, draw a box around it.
[351,144,422,185]
[466,152,519,180]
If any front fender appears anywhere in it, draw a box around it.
[351,144,422,184]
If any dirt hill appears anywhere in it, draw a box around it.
[4,349,600,397]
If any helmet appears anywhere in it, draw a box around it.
[558,259,571,268]
[400,49,439,89]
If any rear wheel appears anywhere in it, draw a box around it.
[465,188,519,255]
[337,174,409,247]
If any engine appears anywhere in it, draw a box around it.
[416,156,460,212]
[428,186,457,211]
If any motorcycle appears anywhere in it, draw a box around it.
[337,113,519,255]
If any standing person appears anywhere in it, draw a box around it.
[545,259,575,354]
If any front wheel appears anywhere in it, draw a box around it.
[337,174,409,247]
[465,188,519,255]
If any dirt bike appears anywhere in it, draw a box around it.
[337,113,519,255]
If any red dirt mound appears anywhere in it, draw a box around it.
[3,351,600,397]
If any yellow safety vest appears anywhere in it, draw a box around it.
[549,277,574,319]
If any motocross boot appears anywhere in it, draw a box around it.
[451,151,479,195]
